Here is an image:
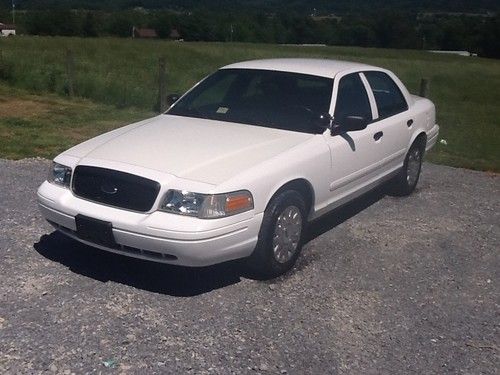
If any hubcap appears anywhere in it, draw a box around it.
[407,148,422,186]
[272,206,303,264]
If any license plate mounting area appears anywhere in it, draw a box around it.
[75,214,116,248]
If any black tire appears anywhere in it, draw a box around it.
[246,190,306,279]
[390,141,425,196]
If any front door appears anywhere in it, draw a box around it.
[321,72,390,210]
[362,70,413,173]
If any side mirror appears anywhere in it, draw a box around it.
[167,93,180,107]
[345,115,369,131]
[331,115,369,135]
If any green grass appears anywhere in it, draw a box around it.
[0,85,151,159]
[0,36,498,171]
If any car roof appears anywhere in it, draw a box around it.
[221,58,376,79]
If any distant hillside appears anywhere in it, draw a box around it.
[2,0,499,12]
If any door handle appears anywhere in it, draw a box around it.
[407,119,414,127]
[373,131,383,141]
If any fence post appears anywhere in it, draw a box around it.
[419,78,429,98]
[158,57,167,113]
[65,49,75,97]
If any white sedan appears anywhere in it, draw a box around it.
[37,58,439,278]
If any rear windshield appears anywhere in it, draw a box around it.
[168,68,333,134]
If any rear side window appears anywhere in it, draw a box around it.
[334,73,372,122]
[364,71,408,119]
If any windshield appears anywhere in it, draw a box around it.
[167,69,333,134]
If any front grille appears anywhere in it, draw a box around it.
[72,166,161,212]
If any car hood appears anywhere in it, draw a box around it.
[64,115,313,185]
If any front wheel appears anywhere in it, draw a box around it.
[246,190,306,279]
[390,142,424,196]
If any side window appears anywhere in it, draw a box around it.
[364,71,408,119]
[334,73,372,123]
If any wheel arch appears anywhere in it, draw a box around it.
[410,131,427,153]
[266,178,315,220]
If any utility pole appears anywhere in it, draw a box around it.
[158,57,167,113]
[65,49,75,97]
[12,0,15,25]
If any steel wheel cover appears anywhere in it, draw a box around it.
[407,148,421,186]
[272,206,303,263]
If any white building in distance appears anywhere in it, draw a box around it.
[0,23,16,37]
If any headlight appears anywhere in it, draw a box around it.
[160,190,253,219]
[48,162,72,188]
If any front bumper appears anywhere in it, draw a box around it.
[37,181,263,266]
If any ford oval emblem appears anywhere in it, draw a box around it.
[101,182,118,195]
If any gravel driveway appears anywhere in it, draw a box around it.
[0,158,498,374]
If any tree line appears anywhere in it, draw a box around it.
[2,0,499,13]
[1,8,499,58]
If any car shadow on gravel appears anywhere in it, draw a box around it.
[304,185,387,242]
[34,186,387,297]
[34,232,245,297]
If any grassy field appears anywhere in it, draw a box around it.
[0,37,498,171]
[0,85,151,159]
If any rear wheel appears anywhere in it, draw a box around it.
[247,190,306,279]
[390,141,424,196]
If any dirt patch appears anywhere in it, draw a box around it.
[0,127,14,139]
[0,96,52,118]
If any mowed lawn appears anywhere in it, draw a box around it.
[0,37,498,171]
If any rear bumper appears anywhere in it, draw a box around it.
[37,181,262,266]
[426,124,439,151]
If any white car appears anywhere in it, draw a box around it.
[37,58,439,278]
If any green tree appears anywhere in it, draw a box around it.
[83,11,98,37]
[479,15,500,58]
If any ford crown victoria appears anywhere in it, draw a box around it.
[37,58,439,278]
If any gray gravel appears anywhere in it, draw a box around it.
[0,158,498,374]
